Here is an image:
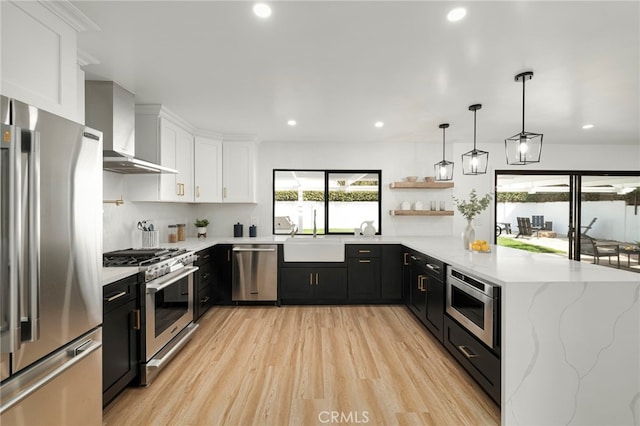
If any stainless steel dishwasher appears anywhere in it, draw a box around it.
[232,244,278,301]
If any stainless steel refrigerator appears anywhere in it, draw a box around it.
[1,96,103,424]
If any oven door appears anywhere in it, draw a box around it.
[144,265,198,361]
[446,275,495,348]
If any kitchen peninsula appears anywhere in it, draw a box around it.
[102,236,640,425]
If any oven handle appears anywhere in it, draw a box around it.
[146,266,199,294]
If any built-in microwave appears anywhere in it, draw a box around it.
[445,266,500,352]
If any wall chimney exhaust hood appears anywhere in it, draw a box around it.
[85,81,177,174]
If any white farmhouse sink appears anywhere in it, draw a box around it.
[283,237,345,262]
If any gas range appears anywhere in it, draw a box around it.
[103,248,198,282]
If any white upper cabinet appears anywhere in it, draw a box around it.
[1,0,98,122]
[194,136,223,203]
[222,140,256,203]
[125,105,194,202]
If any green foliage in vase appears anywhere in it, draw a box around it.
[194,219,209,227]
[452,189,492,221]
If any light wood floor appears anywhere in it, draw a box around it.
[103,305,499,426]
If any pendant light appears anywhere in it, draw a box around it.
[461,104,488,175]
[505,71,543,165]
[433,123,454,181]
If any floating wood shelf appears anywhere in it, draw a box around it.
[390,210,454,216]
[389,181,454,189]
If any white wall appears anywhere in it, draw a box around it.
[104,140,639,250]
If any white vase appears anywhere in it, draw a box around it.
[462,219,475,250]
[197,227,207,238]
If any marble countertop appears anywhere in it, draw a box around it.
[102,235,639,287]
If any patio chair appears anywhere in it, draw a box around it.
[516,217,536,238]
[581,218,597,236]
[531,215,545,230]
[580,234,620,268]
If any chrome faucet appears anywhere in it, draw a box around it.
[313,209,317,238]
[290,224,297,237]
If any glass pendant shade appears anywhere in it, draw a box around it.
[462,149,489,175]
[505,131,543,164]
[505,71,543,165]
[462,104,488,175]
[434,123,454,181]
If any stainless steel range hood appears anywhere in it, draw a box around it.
[85,81,177,174]
[102,151,178,174]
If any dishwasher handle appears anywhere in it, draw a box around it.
[232,247,276,252]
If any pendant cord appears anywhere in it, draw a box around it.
[473,109,477,151]
[442,127,446,160]
[522,77,526,133]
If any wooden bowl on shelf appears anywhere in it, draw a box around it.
[406,176,418,182]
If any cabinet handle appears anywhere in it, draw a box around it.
[104,291,126,302]
[426,263,440,272]
[177,183,181,196]
[403,252,409,265]
[196,185,200,198]
[458,345,478,359]
[181,183,185,196]
[131,309,141,331]
[202,273,210,280]
[309,273,313,285]
[358,249,371,254]
[223,187,228,199]
[200,296,210,304]
[315,273,319,285]
[418,275,426,291]
[202,253,211,259]
[358,259,371,263]
[227,249,230,262]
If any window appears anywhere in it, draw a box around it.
[273,170,382,235]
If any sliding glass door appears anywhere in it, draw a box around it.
[495,171,640,272]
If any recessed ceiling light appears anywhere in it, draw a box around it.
[253,3,272,18]
[582,124,595,129]
[374,121,384,128]
[447,7,467,22]
[287,120,297,126]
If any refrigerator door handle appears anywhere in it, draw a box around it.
[0,122,20,354]
[21,131,40,342]
[19,129,40,343]
[0,338,101,415]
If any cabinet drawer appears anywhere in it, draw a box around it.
[347,245,381,258]
[103,275,138,314]
[443,316,500,404]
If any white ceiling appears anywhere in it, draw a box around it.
[74,1,640,146]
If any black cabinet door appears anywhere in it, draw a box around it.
[409,263,427,324]
[212,244,233,305]
[314,268,347,301]
[401,250,412,305]
[381,245,402,300]
[280,268,315,300]
[102,276,138,407]
[347,258,381,300]
[194,248,213,319]
[424,275,444,342]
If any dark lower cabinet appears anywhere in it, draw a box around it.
[194,248,213,320]
[212,244,233,305]
[381,245,402,300]
[280,267,347,302]
[347,244,402,302]
[102,274,139,407]
[408,254,427,323]
[347,253,381,300]
[423,256,445,343]
[444,315,501,405]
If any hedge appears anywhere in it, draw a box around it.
[497,189,638,204]
[274,190,378,202]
